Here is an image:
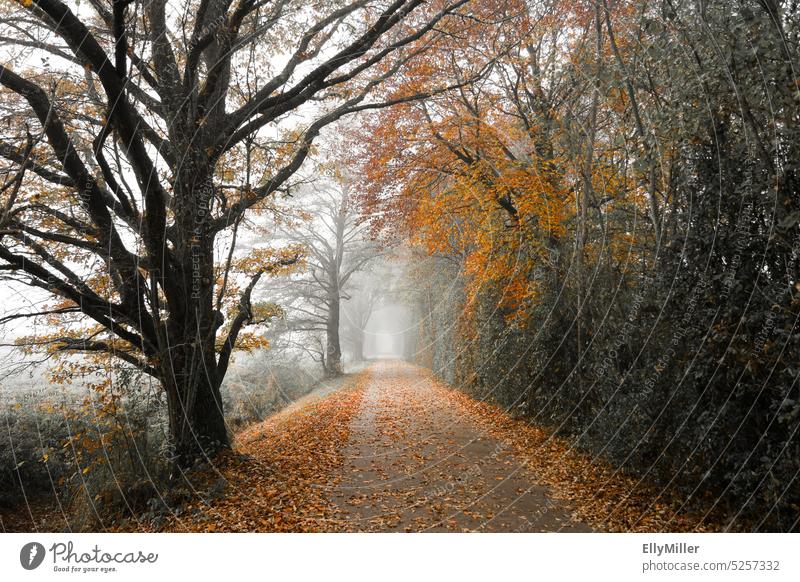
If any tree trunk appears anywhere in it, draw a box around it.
[354,333,365,363]
[162,351,229,468]
[326,289,343,376]
[162,166,230,468]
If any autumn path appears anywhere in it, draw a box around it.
[3,359,720,534]
[331,361,590,532]
[4,358,718,533]
[125,359,595,533]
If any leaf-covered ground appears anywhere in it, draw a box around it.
[117,373,369,532]
[421,371,721,532]
[331,361,591,532]
[4,361,726,532]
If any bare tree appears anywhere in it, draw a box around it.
[340,273,382,363]
[273,180,379,376]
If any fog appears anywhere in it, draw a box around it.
[361,304,413,360]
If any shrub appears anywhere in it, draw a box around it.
[2,349,323,528]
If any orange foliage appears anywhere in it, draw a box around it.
[348,0,654,321]
[351,47,572,321]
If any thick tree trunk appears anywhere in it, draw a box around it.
[162,351,229,467]
[162,166,231,468]
[326,289,343,376]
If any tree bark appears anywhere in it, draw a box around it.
[162,164,230,467]
[326,288,343,376]
[162,350,229,468]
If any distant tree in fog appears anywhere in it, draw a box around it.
[272,181,380,376]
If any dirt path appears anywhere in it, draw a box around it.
[331,361,590,532]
